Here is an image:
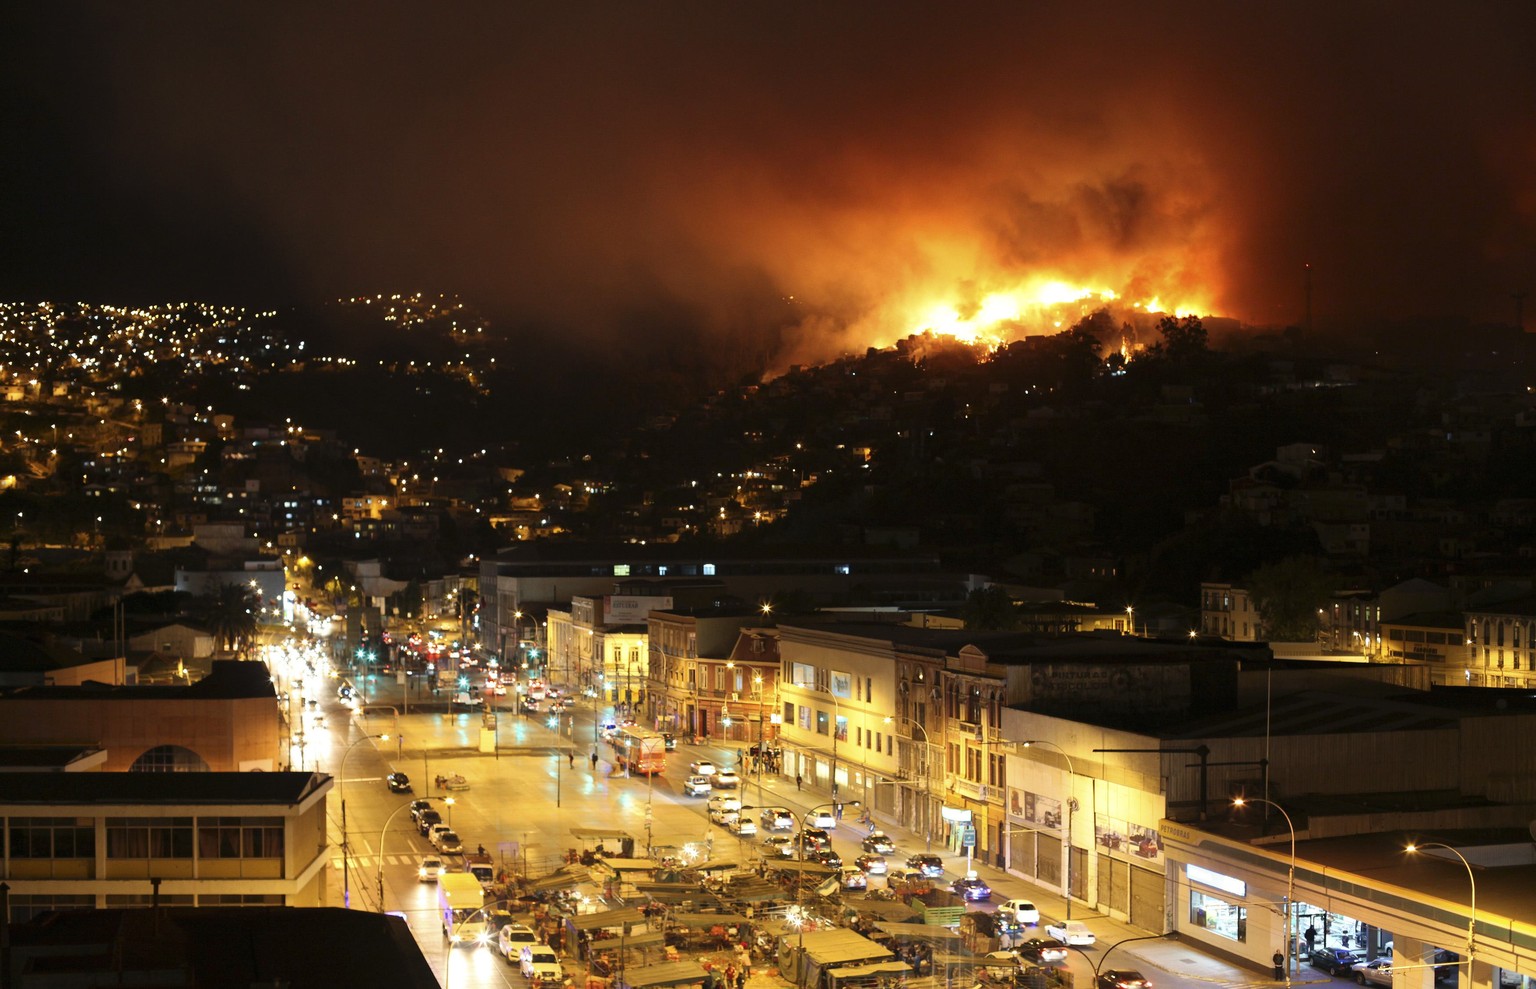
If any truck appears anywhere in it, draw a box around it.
[464,852,496,890]
[889,872,966,926]
[439,872,489,943]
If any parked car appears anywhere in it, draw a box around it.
[861,832,896,854]
[706,795,742,816]
[907,853,944,878]
[1097,971,1152,989]
[418,855,443,882]
[521,945,563,981]
[713,769,740,789]
[416,809,442,835]
[840,867,868,890]
[690,760,717,776]
[409,799,433,823]
[808,808,837,828]
[386,771,412,793]
[1016,938,1070,965]
[1045,920,1097,946]
[760,807,795,830]
[855,853,888,875]
[431,828,463,855]
[1353,959,1394,987]
[709,806,739,826]
[729,817,758,837]
[762,835,795,858]
[1310,948,1361,976]
[951,874,993,901]
[498,923,538,963]
[998,898,1041,926]
[683,775,713,797]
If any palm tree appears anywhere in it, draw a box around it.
[203,583,259,657]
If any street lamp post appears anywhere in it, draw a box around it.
[378,796,445,910]
[1405,842,1477,965]
[1022,739,1076,919]
[1233,796,1297,988]
[1086,933,1179,984]
[885,715,934,851]
[340,732,389,909]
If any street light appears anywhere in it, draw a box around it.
[884,715,934,850]
[1022,739,1076,919]
[340,732,390,909]
[1233,796,1296,988]
[1405,841,1477,964]
[377,796,445,910]
[1086,932,1179,984]
[741,800,857,988]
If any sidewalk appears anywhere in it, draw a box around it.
[678,738,1264,987]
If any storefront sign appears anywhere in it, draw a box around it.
[940,806,973,823]
[1187,864,1247,898]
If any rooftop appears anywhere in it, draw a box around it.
[0,771,330,806]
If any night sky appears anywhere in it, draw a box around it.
[3,4,1534,359]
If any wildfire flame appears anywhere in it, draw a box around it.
[907,278,1209,349]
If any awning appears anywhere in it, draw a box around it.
[692,859,739,872]
[714,880,781,902]
[764,860,835,873]
[570,906,648,931]
[591,930,668,952]
[618,960,709,989]
[875,922,963,940]
[667,913,750,928]
[592,857,657,874]
[829,961,915,979]
[527,868,593,892]
[797,928,894,965]
[572,828,637,842]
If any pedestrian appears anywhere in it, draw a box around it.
[1304,924,1316,951]
[795,772,802,790]
[726,963,737,989]
[591,751,599,771]
[737,968,748,989]
[834,802,843,821]
[569,752,575,769]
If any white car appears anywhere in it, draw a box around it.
[709,806,740,826]
[431,827,463,855]
[998,898,1041,925]
[690,760,717,776]
[729,817,757,837]
[1045,920,1096,946]
[760,807,795,830]
[808,809,837,828]
[521,945,563,980]
[498,924,538,963]
[762,835,795,858]
[713,769,740,789]
[418,855,443,882]
[706,795,741,816]
[683,774,713,797]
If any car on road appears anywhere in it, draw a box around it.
[662,732,677,751]
[797,827,831,850]
[386,771,412,793]
[416,809,442,835]
[951,874,992,901]
[854,853,887,875]
[907,853,944,878]
[861,832,896,854]
[409,799,433,823]
[810,847,843,869]
[1352,959,1394,987]
[1097,970,1153,989]
[1016,938,1070,966]
[521,945,563,981]
[808,808,837,828]
[760,807,795,830]
[431,828,463,855]
[997,898,1041,926]
[690,760,717,776]
[840,867,867,890]
[1045,920,1097,946]
[709,806,740,826]
[418,855,443,882]
[1309,947,1361,976]
[713,769,740,789]
[762,835,795,858]
[683,775,713,797]
[729,817,757,837]
[706,795,741,816]
[497,923,538,963]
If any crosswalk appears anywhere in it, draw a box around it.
[333,854,422,869]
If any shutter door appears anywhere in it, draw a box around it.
[1129,863,1165,932]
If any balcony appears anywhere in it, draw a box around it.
[950,777,1004,806]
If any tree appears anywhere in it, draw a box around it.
[960,586,1020,631]
[202,583,259,656]
[1245,556,1333,642]
[1156,315,1208,361]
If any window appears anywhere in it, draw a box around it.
[1190,890,1246,942]
[199,893,284,906]
[106,818,193,859]
[783,701,794,726]
[130,745,208,773]
[9,818,94,859]
[197,818,284,859]
[11,894,94,924]
[798,705,811,730]
[816,710,829,735]
[703,563,716,576]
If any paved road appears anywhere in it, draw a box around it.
[306,675,1311,989]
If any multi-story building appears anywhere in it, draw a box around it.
[1463,593,1536,688]
[1200,582,1262,641]
[0,770,332,921]
[646,607,775,740]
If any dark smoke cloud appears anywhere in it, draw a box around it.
[2,2,1534,362]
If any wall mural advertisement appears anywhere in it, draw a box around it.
[1095,815,1164,863]
[1008,787,1063,829]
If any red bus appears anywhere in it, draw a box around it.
[609,725,666,775]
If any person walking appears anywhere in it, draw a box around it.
[569,752,575,769]
[1304,925,1317,952]
[590,750,599,771]
[795,772,802,790]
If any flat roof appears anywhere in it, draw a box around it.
[0,659,275,701]
[0,771,329,806]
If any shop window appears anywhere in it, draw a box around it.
[1191,890,1247,942]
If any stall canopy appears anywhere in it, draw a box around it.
[874,922,963,940]
[618,960,709,989]
[668,913,751,929]
[571,906,649,931]
[593,857,657,875]
[692,859,739,873]
[716,879,781,902]
[572,828,637,842]
[766,860,836,873]
[798,928,894,965]
[845,900,919,922]
[590,931,668,953]
[827,961,916,984]
[528,867,594,892]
